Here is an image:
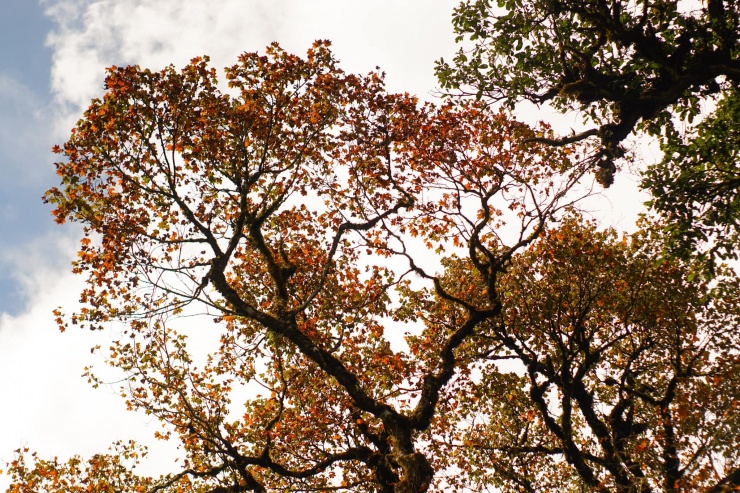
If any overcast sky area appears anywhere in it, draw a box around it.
[0,0,651,487]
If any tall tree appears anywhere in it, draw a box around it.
[436,0,740,187]
[9,40,738,493]
[8,42,584,493]
[431,217,740,492]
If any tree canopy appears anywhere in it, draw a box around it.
[437,0,740,186]
[642,88,740,268]
[11,42,588,492]
[441,218,740,492]
[5,9,740,493]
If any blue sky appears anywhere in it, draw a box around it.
[0,0,650,488]
[0,0,56,315]
[0,1,51,94]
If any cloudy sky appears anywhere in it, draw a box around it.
[0,0,649,487]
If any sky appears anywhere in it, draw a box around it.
[0,0,650,488]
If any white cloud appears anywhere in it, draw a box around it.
[0,234,178,489]
[43,0,456,124]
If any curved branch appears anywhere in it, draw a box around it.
[523,128,599,147]
[291,195,414,315]
[706,468,740,493]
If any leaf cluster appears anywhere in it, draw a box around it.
[437,0,740,185]
[643,88,740,270]
[432,217,740,492]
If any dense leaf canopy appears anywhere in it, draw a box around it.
[437,0,740,186]
[14,42,588,493]
[439,218,740,492]
[5,15,740,493]
[643,88,740,268]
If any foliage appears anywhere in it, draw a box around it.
[435,217,740,492]
[642,88,740,269]
[436,0,740,186]
[6,443,152,493]
[14,42,585,493]
[7,34,739,493]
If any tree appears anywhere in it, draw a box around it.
[10,42,585,493]
[642,88,740,269]
[9,40,738,493]
[436,0,740,186]
[432,217,740,492]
